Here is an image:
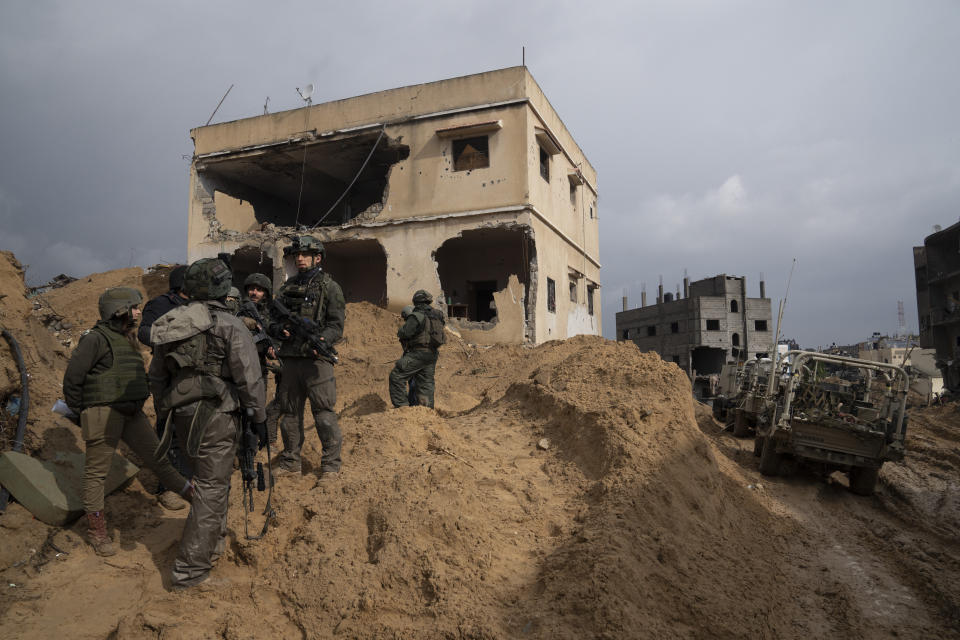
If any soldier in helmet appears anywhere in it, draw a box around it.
[267,235,345,480]
[400,305,420,406]
[225,287,241,315]
[389,290,445,408]
[239,272,283,443]
[148,258,266,589]
[137,264,193,510]
[63,287,192,558]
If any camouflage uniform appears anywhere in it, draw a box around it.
[148,259,266,589]
[239,272,283,443]
[268,236,345,475]
[389,291,442,408]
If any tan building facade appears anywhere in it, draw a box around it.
[187,67,600,344]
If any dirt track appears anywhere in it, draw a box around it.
[0,253,958,639]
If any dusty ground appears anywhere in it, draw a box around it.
[0,252,958,639]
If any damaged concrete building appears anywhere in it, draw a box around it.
[615,274,773,382]
[914,220,960,391]
[186,67,600,344]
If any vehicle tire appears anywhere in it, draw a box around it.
[733,409,750,438]
[759,436,782,476]
[849,466,879,496]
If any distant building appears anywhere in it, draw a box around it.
[914,221,960,390]
[615,274,774,378]
[186,67,600,344]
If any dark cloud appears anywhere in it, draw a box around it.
[1,1,958,347]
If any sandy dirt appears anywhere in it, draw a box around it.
[0,252,958,639]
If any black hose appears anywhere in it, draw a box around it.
[0,328,29,513]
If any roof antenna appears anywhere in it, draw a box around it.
[263,96,270,115]
[296,83,315,106]
[205,84,234,126]
[522,46,525,66]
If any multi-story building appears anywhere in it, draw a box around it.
[914,221,960,390]
[186,67,600,344]
[615,274,773,377]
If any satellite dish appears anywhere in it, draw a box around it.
[296,84,315,103]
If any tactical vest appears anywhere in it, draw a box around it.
[81,322,149,407]
[408,308,446,350]
[277,271,330,358]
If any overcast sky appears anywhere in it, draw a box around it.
[1,1,958,347]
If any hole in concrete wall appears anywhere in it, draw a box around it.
[692,347,726,375]
[197,131,409,229]
[226,246,274,292]
[435,227,532,323]
[323,239,387,305]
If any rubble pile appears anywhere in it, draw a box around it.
[0,252,958,638]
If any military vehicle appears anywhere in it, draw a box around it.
[712,358,778,437]
[754,351,909,496]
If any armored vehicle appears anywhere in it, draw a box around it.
[755,351,908,496]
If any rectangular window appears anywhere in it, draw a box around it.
[587,285,596,316]
[647,325,657,337]
[671,321,679,334]
[547,277,556,313]
[622,329,629,340]
[706,319,720,331]
[569,278,577,303]
[755,320,768,331]
[672,355,680,364]
[453,136,489,171]
[539,146,550,182]
[589,205,594,219]
[569,182,577,205]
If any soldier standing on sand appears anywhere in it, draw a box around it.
[389,290,445,409]
[148,259,266,589]
[137,264,192,511]
[268,235,345,481]
[63,287,192,557]
[239,272,283,444]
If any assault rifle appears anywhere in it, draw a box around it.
[238,410,274,540]
[238,300,274,354]
[268,298,339,364]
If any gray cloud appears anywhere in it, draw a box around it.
[1,1,958,347]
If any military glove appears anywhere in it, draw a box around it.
[253,421,268,450]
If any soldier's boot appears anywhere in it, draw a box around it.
[86,511,117,557]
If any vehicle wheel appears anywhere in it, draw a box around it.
[849,466,879,496]
[733,409,750,437]
[758,436,782,476]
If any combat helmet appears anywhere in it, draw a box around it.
[168,265,188,292]
[412,290,433,304]
[98,287,143,321]
[400,304,414,319]
[183,258,232,301]
[283,235,325,259]
[243,272,273,296]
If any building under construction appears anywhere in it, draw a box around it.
[615,274,773,379]
[186,67,600,344]
[914,220,960,391]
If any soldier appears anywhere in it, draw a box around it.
[239,272,283,443]
[268,235,345,480]
[137,264,192,510]
[137,265,188,347]
[225,287,241,314]
[148,259,266,589]
[389,290,446,408]
[400,305,419,407]
[63,287,191,557]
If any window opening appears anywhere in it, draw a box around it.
[547,277,556,312]
[622,329,629,340]
[647,325,657,337]
[732,333,740,347]
[730,299,739,313]
[453,136,489,171]
[755,320,768,331]
[569,278,577,303]
[321,239,388,305]
[587,285,596,316]
[671,321,679,334]
[539,147,550,182]
[706,319,720,331]
[570,182,577,205]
